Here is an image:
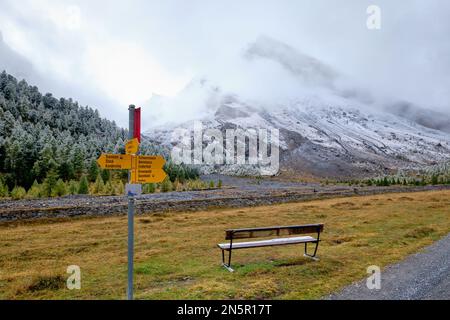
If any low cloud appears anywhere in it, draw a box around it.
[0,0,449,129]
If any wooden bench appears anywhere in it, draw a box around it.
[217,224,324,272]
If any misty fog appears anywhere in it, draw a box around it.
[0,0,449,129]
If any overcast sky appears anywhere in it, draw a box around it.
[0,0,449,128]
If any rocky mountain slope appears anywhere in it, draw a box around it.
[145,37,450,179]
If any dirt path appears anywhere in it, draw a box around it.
[328,233,450,300]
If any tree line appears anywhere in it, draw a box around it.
[0,71,200,199]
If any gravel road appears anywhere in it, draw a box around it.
[328,233,450,300]
[1,175,449,222]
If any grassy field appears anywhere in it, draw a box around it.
[0,190,449,300]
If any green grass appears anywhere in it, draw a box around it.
[0,190,449,300]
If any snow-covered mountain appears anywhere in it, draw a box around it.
[144,36,450,178]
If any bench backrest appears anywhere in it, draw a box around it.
[225,224,324,240]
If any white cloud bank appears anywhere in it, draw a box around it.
[0,0,449,128]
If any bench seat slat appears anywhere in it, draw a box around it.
[218,236,317,250]
[225,224,324,240]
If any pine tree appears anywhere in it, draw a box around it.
[100,169,111,183]
[68,180,79,195]
[431,174,439,185]
[421,177,427,186]
[58,161,75,181]
[72,146,85,179]
[26,180,42,199]
[32,145,56,182]
[78,175,89,195]
[0,70,195,198]
[42,168,59,197]
[52,179,67,197]
[87,159,99,182]
[173,179,181,191]
[92,174,105,194]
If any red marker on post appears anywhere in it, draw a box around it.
[133,107,141,143]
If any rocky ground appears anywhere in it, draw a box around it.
[1,175,449,222]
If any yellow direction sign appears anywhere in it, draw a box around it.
[136,155,166,169]
[131,168,167,184]
[131,155,167,184]
[98,153,167,183]
[125,138,140,155]
[97,154,133,170]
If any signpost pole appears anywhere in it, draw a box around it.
[96,105,165,300]
[127,105,135,301]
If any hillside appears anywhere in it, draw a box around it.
[0,70,129,189]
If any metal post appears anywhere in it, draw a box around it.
[127,196,134,300]
[127,105,135,300]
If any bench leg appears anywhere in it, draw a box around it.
[221,249,234,272]
[304,242,320,261]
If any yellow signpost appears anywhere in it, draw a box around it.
[97,154,133,170]
[131,155,166,184]
[125,138,140,155]
[97,105,167,300]
[97,150,167,184]
[136,155,166,168]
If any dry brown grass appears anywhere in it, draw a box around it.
[0,190,449,300]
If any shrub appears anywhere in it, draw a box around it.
[161,178,173,193]
[209,181,215,189]
[104,181,115,195]
[114,181,125,195]
[217,180,223,188]
[173,179,182,191]
[78,176,89,195]
[101,169,111,183]
[186,179,208,190]
[26,274,65,292]
[143,183,156,194]
[0,179,9,197]
[11,186,26,200]
[177,170,186,184]
[405,227,436,239]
